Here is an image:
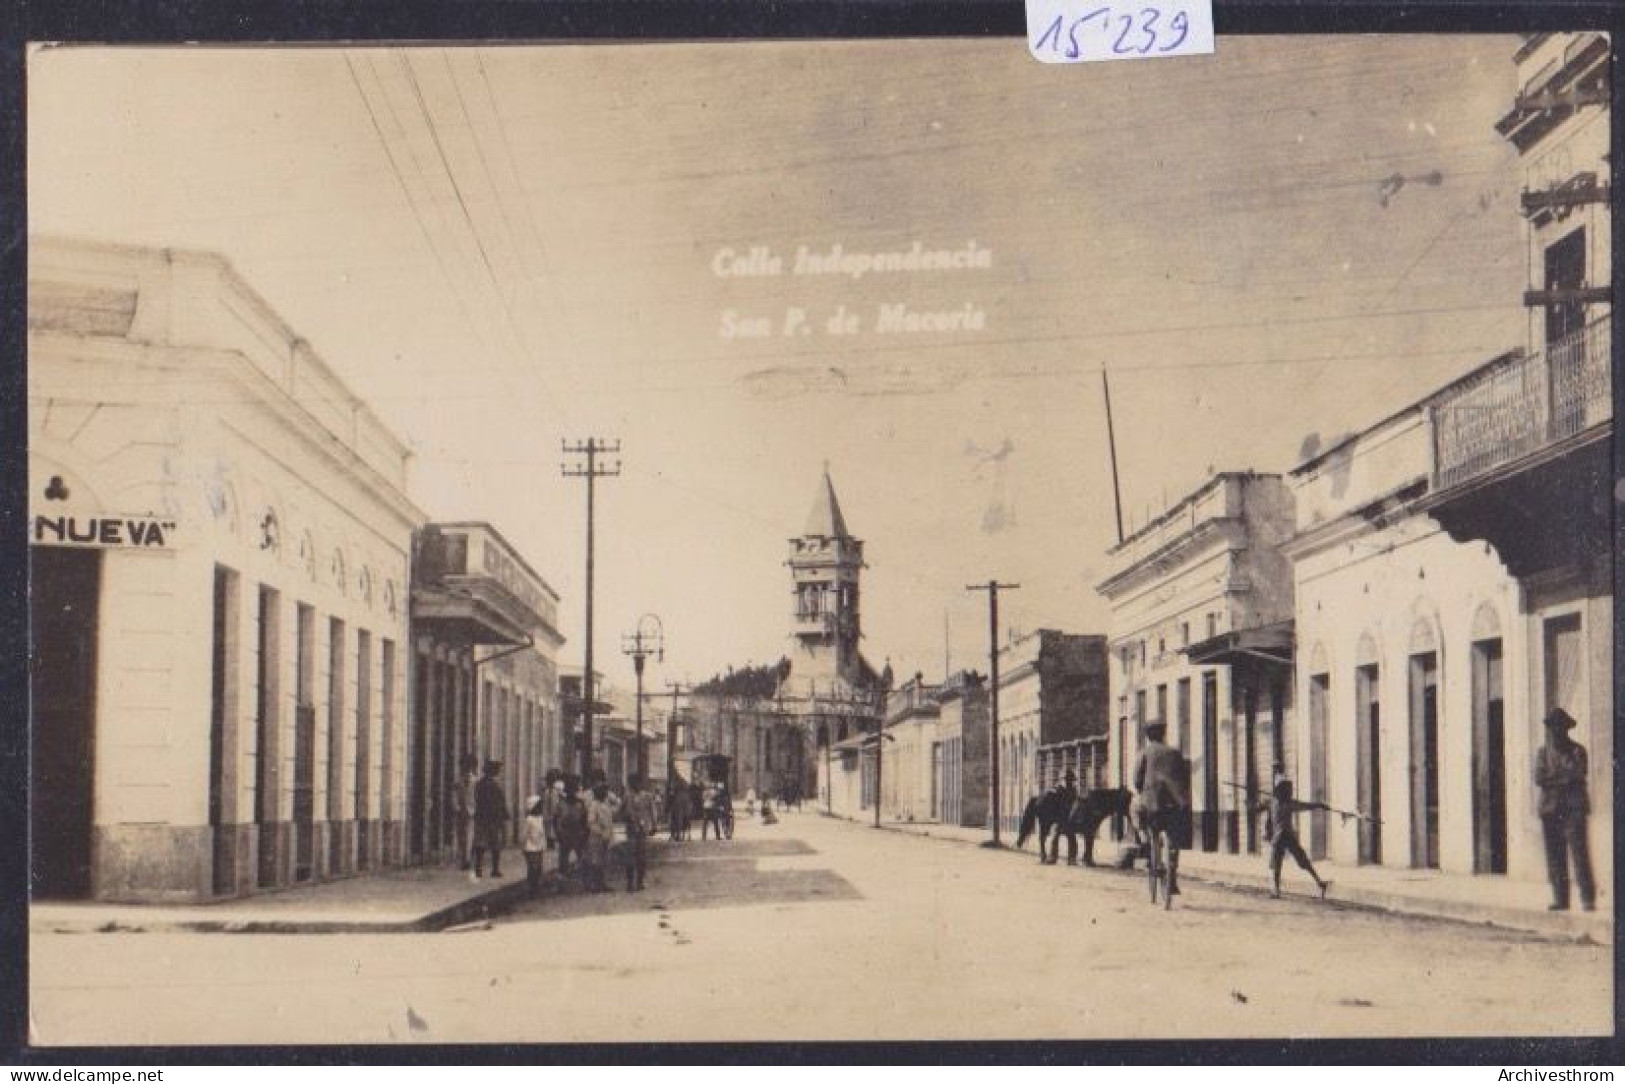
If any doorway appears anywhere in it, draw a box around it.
[1471,639,1507,875]
[1201,671,1219,852]
[30,546,102,899]
[1408,652,1440,870]
[293,604,316,882]
[1355,664,1382,865]
[1308,672,1330,860]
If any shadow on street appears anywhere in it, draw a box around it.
[496,838,862,924]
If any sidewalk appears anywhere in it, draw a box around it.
[830,812,1613,944]
[30,849,532,935]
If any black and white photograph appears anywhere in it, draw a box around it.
[20,24,1615,1046]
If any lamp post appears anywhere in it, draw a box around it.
[621,614,664,787]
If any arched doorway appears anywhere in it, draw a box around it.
[1408,616,1441,870]
[1354,632,1383,865]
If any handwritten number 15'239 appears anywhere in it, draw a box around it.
[1034,6,1190,59]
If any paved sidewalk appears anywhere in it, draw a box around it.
[30,849,532,934]
[828,812,1612,943]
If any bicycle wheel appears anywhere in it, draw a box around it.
[1146,831,1161,904]
[1160,834,1174,911]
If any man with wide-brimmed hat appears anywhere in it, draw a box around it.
[1535,708,1594,911]
[472,760,509,880]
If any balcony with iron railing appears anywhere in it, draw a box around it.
[1428,317,1611,493]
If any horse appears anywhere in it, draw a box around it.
[1017,787,1133,867]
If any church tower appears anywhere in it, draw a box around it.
[788,466,864,687]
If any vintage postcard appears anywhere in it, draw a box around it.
[22,29,1614,1046]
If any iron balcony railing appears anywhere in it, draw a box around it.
[1429,317,1611,492]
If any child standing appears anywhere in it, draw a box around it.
[522,795,548,897]
[1258,778,1331,899]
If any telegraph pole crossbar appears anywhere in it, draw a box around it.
[966,580,1019,848]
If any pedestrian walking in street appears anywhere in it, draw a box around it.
[1255,777,1331,899]
[472,760,508,879]
[555,776,588,882]
[667,780,690,842]
[542,769,563,851]
[701,783,722,841]
[522,795,548,898]
[1535,708,1595,911]
[584,782,617,893]
[451,754,478,871]
[624,777,657,892]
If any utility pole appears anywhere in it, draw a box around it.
[621,615,663,787]
[562,437,621,781]
[663,681,689,791]
[1101,369,1125,546]
[873,708,883,830]
[967,580,1019,847]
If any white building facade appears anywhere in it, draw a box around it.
[1097,473,1295,855]
[29,239,424,901]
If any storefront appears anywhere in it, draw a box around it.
[29,239,423,901]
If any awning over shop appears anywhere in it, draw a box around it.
[1182,620,1294,668]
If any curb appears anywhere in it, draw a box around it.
[839,815,1611,946]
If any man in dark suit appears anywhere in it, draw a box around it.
[1535,708,1594,912]
[472,760,509,879]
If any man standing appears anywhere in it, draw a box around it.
[701,782,722,841]
[624,777,657,892]
[472,760,508,879]
[451,754,478,872]
[1045,770,1082,866]
[583,782,617,893]
[1535,708,1595,912]
[1132,721,1191,897]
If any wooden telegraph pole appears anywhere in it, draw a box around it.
[562,438,620,781]
[967,580,1019,847]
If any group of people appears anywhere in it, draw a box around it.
[665,780,737,842]
[449,758,661,897]
[1033,706,1595,912]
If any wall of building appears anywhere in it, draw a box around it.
[30,240,421,902]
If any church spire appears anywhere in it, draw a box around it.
[804,463,850,539]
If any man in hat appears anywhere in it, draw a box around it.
[1043,769,1082,866]
[1132,721,1192,896]
[1535,708,1595,911]
[450,754,479,872]
[623,775,657,892]
[472,760,509,879]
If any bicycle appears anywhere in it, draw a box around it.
[1144,816,1176,910]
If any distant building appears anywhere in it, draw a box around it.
[28,239,424,901]
[933,671,990,827]
[410,522,565,858]
[1096,473,1296,855]
[879,674,942,822]
[994,630,1110,836]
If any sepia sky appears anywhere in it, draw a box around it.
[28,36,1531,688]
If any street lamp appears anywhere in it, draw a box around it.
[621,614,664,787]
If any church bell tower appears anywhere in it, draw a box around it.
[788,466,864,686]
